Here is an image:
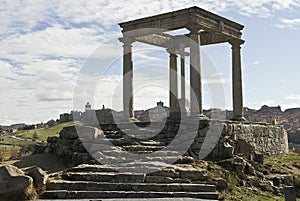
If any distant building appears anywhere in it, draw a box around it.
[59,113,71,123]
[147,101,169,122]
[85,102,92,111]
[258,105,282,114]
[70,110,82,121]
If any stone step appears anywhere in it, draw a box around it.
[62,172,145,183]
[42,190,219,199]
[82,138,166,147]
[47,181,216,192]
[65,164,117,173]
[122,145,165,152]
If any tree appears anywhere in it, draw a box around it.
[32,131,39,140]
[46,119,56,127]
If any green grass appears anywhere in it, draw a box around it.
[0,146,21,161]
[0,138,36,146]
[224,187,285,201]
[265,153,300,168]
[19,121,79,142]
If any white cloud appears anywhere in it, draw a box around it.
[275,18,300,29]
[281,103,300,110]
[1,0,300,124]
[285,94,300,100]
[272,0,300,11]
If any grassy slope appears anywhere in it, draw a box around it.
[19,121,79,142]
[0,146,20,161]
[221,153,300,201]
[0,121,79,161]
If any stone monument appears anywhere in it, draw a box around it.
[119,6,245,120]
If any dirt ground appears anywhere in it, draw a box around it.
[0,153,67,173]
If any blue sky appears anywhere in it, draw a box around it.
[0,0,300,125]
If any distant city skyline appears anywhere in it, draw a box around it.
[1,1,300,125]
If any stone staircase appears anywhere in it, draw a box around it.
[42,164,219,199]
[41,122,220,200]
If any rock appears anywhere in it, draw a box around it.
[284,186,296,201]
[147,168,179,178]
[72,139,87,153]
[59,125,104,140]
[260,181,274,192]
[215,178,227,191]
[223,141,234,158]
[59,126,79,140]
[75,126,104,139]
[284,175,294,186]
[27,166,48,192]
[34,144,46,154]
[0,165,35,200]
[272,177,282,187]
[239,180,246,187]
[72,153,93,166]
[145,176,175,183]
[174,156,194,164]
[178,168,208,181]
[244,162,256,176]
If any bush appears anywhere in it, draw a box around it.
[0,149,4,162]
[10,146,19,159]
[19,144,36,157]
[33,131,39,140]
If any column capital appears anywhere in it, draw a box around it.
[187,24,200,34]
[229,39,244,47]
[119,36,135,45]
[166,48,178,56]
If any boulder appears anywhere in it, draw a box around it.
[27,166,48,192]
[0,165,35,200]
[76,126,104,139]
[59,125,104,140]
[215,178,228,191]
[59,126,79,140]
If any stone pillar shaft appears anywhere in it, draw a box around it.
[122,39,134,118]
[231,42,244,120]
[180,55,185,100]
[189,29,203,116]
[169,52,178,114]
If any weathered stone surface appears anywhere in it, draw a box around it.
[46,120,288,172]
[27,166,48,192]
[147,168,179,178]
[59,125,103,140]
[178,168,207,181]
[215,178,227,191]
[59,126,79,140]
[197,122,288,162]
[0,165,34,200]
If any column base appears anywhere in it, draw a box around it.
[121,116,138,123]
[231,116,247,121]
[189,113,209,120]
[178,98,190,116]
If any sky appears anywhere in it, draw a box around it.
[0,0,300,125]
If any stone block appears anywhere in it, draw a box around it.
[27,166,48,192]
[0,165,34,199]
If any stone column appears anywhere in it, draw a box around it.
[180,54,185,100]
[121,37,134,119]
[168,50,178,116]
[188,28,204,117]
[230,40,245,121]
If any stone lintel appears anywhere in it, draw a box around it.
[119,6,244,40]
[135,32,244,51]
